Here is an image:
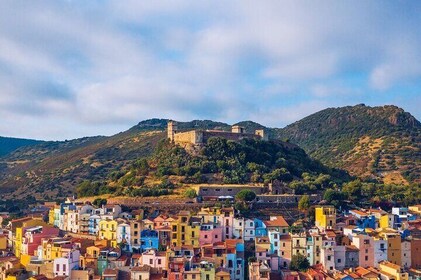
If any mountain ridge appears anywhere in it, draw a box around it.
[0,104,419,202]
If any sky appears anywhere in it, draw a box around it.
[1,1,421,140]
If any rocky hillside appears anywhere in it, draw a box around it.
[276,104,421,184]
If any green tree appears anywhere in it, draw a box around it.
[290,254,310,271]
[298,195,310,214]
[235,190,256,202]
[92,198,107,208]
[184,188,197,198]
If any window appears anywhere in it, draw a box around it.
[327,256,331,261]
[365,256,368,261]
[338,259,341,263]
[56,264,59,271]
[150,259,153,265]
[158,259,162,265]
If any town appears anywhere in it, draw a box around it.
[0,199,421,280]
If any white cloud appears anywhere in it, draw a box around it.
[0,1,420,139]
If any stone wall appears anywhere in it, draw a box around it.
[196,185,266,197]
[256,194,321,203]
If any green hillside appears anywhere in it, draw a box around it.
[276,104,421,184]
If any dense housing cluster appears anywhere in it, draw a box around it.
[1,200,421,279]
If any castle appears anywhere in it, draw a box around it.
[167,120,268,145]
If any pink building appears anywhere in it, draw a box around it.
[199,224,223,246]
[220,208,234,240]
[21,225,59,256]
[140,249,168,270]
[352,234,375,267]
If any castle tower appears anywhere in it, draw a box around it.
[232,125,244,134]
[167,120,178,141]
[255,129,268,141]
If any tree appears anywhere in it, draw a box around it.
[298,195,310,214]
[235,190,256,202]
[290,254,310,271]
[93,198,107,208]
[184,188,197,199]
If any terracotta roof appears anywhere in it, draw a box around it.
[379,260,401,270]
[264,216,289,227]
[131,265,151,272]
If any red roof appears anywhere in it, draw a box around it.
[264,216,289,227]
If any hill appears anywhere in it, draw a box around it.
[0,136,43,157]
[0,119,239,201]
[276,104,421,184]
[77,136,348,199]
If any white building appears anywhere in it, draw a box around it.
[373,237,388,267]
[117,222,131,251]
[401,240,411,268]
[53,249,80,277]
[244,219,255,241]
[233,218,244,239]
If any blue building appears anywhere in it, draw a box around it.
[356,215,376,229]
[88,215,101,235]
[140,229,159,252]
[254,218,267,237]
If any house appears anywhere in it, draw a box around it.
[140,230,159,252]
[53,249,80,277]
[378,261,408,280]
[315,206,336,230]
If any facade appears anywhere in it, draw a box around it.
[315,206,336,230]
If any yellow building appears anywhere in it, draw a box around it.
[11,218,47,257]
[98,219,118,247]
[215,269,230,280]
[409,205,421,214]
[170,211,200,248]
[40,238,72,261]
[378,261,408,280]
[315,206,336,230]
[0,234,7,250]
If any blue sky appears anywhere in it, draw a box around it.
[1,1,421,140]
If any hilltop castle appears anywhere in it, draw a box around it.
[167,120,268,145]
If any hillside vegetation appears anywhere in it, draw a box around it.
[76,137,348,199]
[276,104,421,184]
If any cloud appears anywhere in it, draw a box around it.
[0,1,420,139]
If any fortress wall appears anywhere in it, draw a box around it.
[202,131,261,142]
[174,131,199,144]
